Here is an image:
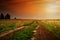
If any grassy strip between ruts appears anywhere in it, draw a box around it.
[11,21,39,40]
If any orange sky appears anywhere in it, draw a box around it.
[0,0,60,19]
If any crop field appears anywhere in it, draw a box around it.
[39,20,60,40]
[0,19,60,40]
[0,19,34,33]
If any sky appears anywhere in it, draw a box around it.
[0,0,60,19]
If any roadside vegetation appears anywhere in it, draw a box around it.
[41,21,60,40]
[11,21,38,40]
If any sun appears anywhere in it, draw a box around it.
[44,3,58,19]
[46,3,57,14]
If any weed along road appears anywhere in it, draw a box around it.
[34,24,58,40]
[0,26,25,40]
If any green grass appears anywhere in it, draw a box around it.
[1,20,60,40]
[0,20,34,33]
[0,23,17,33]
[41,22,60,40]
[11,21,38,40]
[19,21,33,26]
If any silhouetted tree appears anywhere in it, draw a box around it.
[0,13,4,19]
[5,14,10,19]
[14,17,16,19]
[0,15,1,19]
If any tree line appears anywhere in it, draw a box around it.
[0,13,10,19]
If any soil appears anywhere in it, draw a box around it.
[34,25,58,40]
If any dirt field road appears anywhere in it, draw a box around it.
[34,25,58,40]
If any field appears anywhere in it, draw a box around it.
[0,19,34,33]
[39,20,60,40]
[0,19,60,40]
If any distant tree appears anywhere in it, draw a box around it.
[5,14,10,19]
[0,15,1,19]
[14,17,16,19]
[0,13,4,19]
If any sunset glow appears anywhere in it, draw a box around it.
[0,0,60,19]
